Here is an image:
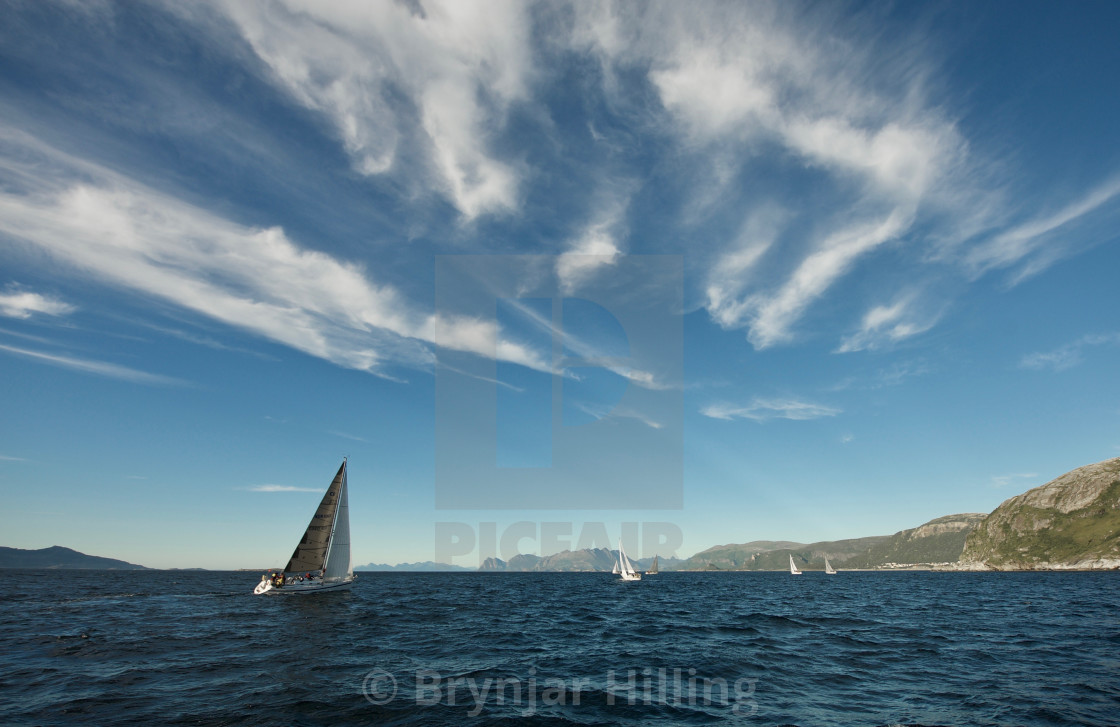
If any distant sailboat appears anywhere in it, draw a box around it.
[617,538,641,581]
[254,459,355,595]
[646,554,659,575]
[824,558,836,575]
[789,554,802,575]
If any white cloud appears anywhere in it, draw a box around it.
[1020,333,1120,372]
[556,188,633,294]
[575,401,662,430]
[837,293,940,353]
[246,484,323,493]
[573,3,983,350]
[0,134,549,378]
[746,209,912,348]
[967,177,1120,282]
[0,343,188,386]
[556,233,622,295]
[991,472,1037,489]
[0,288,76,319]
[706,206,784,330]
[212,0,532,219]
[701,397,840,422]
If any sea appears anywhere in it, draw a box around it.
[1,569,1118,726]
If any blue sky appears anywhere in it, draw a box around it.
[1,1,1118,569]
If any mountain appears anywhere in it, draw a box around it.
[354,561,471,572]
[481,548,609,571]
[839,513,987,568]
[0,546,147,569]
[475,547,681,572]
[680,536,889,571]
[674,513,986,571]
[958,457,1120,570]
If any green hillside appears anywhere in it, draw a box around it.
[960,458,1120,569]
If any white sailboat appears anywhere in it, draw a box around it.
[617,538,641,581]
[646,554,659,575]
[254,458,355,595]
[789,554,802,575]
[824,558,836,575]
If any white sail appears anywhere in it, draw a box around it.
[789,554,802,575]
[322,464,352,582]
[824,557,836,575]
[646,554,659,575]
[618,537,641,581]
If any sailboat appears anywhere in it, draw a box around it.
[617,538,641,581]
[788,554,802,575]
[824,558,836,575]
[254,458,354,595]
[646,554,659,575]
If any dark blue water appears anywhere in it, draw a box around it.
[1,570,1118,725]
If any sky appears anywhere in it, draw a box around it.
[1,0,1118,570]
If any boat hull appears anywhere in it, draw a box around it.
[254,578,354,595]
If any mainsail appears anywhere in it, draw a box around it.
[618,537,641,580]
[284,460,347,574]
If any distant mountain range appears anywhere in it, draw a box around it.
[6,458,1116,572]
[355,561,472,572]
[0,546,147,569]
[478,548,682,572]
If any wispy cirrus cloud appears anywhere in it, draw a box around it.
[328,430,366,443]
[837,293,942,353]
[967,177,1120,284]
[745,209,914,349]
[1020,333,1120,372]
[0,287,76,319]
[991,472,1037,489]
[0,342,188,386]
[208,0,533,220]
[568,2,973,350]
[575,401,663,430]
[701,397,840,422]
[556,224,624,295]
[0,131,550,379]
[246,484,322,493]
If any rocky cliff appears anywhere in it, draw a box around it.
[840,513,986,568]
[958,458,1120,570]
